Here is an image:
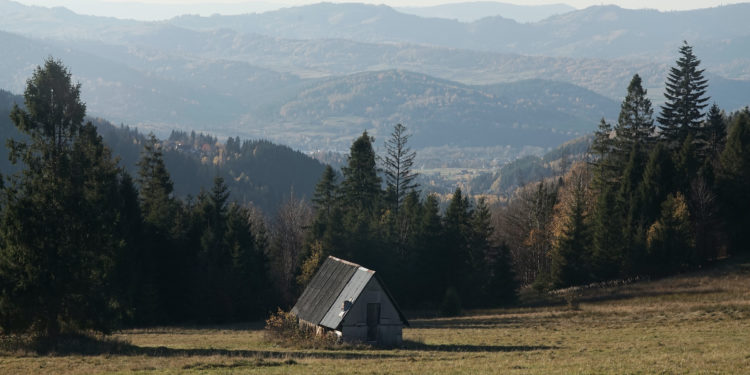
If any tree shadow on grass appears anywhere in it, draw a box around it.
[409,316,526,329]
[402,340,557,353]
[3,333,397,360]
[575,288,724,304]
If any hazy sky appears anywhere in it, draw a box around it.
[13,0,749,11]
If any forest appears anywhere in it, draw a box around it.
[1,41,749,339]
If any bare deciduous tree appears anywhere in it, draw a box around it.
[268,193,312,307]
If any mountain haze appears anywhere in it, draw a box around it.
[396,2,575,23]
[0,0,749,171]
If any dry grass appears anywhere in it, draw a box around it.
[2,257,750,374]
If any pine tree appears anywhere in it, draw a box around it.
[311,165,338,219]
[383,123,418,212]
[619,144,647,275]
[637,143,675,227]
[486,242,518,306]
[443,188,472,301]
[673,134,699,194]
[550,164,592,287]
[0,59,124,336]
[615,74,655,154]
[466,197,494,305]
[137,134,175,230]
[646,193,695,273]
[415,194,445,306]
[658,41,710,148]
[717,109,750,253]
[341,131,381,214]
[702,103,727,162]
[590,183,625,280]
[590,118,616,189]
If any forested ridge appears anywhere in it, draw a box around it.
[0,89,325,213]
[491,43,750,288]
[2,41,750,338]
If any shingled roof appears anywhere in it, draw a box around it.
[291,256,408,330]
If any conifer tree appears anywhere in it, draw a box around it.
[615,74,655,155]
[550,164,592,287]
[646,193,695,273]
[702,103,727,162]
[619,144,647,274]
[383,123,418,212]
[658,41,710,148]
[415,194,445,305]
[311,165,338,219]
[637,143,675,227]
[466,197,494,304]
[0,59,124,336]
[673,134,699,193]
[486,242,518,306]
[717,109,750,252]
[341,131,381,214]
[590,118,616,189]
[443,188,472,301]
[137,134,175,230]
[590,184,625,280]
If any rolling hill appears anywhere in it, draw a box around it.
[0,89,325,212]
[395,2,575,23]
[0,29,621,152]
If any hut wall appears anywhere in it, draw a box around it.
[340,278,403,345]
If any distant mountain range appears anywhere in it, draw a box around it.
[0,0,749,169]
[0,28,621,152]
[165,3,750,61]
[396,2,575,23]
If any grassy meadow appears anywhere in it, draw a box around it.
[2,257,750,374]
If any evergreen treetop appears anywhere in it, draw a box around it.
[658,41,710,148]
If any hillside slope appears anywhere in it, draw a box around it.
[0,89,324,212]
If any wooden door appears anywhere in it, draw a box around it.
[366,303,380,342]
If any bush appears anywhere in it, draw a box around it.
[440,287,462,317]
[264,308,338,348]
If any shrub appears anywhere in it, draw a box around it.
[264,308,338,348]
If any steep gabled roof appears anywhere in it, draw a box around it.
[291,256,409,330]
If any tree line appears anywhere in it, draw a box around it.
[4,41,748,337]
[289,124,518,312]
[493,42,750,289]
[0,60,281,336]
[0,59,518,338]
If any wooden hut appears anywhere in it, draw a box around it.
[291,256,409,346]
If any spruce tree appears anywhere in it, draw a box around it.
[550,165,592,287]
[619,144,647,275]
[135,133,182,322]
[615,74,655,155]
[443,188,472,302]
[339,131,382,266]
[311,165,338,219]
[466,197,494,305]
[137,134,175,230]
[590,118,616,189]
[637,143,675,227]
[0,59,124,336]
[717,109,750,253]
[590,184,625,280]
[702,103,727,162]
[486,242,518,306]
[341,131,381,214]
[415,194,445,306]
[658,41,710,148]
[646,193,695,273]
